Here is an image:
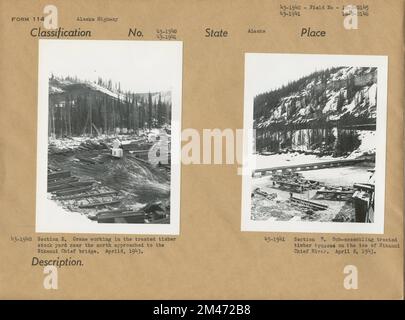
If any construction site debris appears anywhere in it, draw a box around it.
[252,188,277,200]
[289,196,328,211]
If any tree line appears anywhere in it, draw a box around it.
[48,76,171,138]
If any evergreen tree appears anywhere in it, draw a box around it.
[148,92,153,129]
[157,93,165,126]
[337,90,345,112]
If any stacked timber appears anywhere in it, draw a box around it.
[47,167,170,224]
[78,140,108,151]
[48,170,71,181]
[48,145,74,156]
[289,196,328,211]
[253,188,277,200]
[90,201,169,224]
[122,141,153,151]
[271,171,322,192]
[93,210,149,223]
[315,188,354,200]
[47,169,122,214]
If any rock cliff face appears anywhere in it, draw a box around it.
[254,67,377,156]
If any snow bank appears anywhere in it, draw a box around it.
[255,153,341,170]
[300,166,373,187]
[348,130,376,158]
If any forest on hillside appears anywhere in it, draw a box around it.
[253,66,378,155]
[254,66,377,128]
[48,75,172,138]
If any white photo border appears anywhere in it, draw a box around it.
[36,39,182,235]
[241,53,388,234]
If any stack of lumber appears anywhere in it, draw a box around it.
[47,169,122,211]
[78,140,108,151]
[290,196,328,211]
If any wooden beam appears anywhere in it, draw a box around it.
[76,156,97,164]
[353,183,374,192]
[48,171,71,181]
[96,208,128,215]
[316,190,353,195]
[290,196,328,210]
[96,210,147,221]
[78,199,121,209]
[61,191,118,200]
[54,185,93,196]
[255,159,365,174]
[48,181,95,192]
[48,177,79,187]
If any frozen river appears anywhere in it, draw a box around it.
[255,153,374,186]
[255,153,341,170]
[300,166,373,187]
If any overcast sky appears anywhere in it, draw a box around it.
[245,53,373,95]
[40,40,182,93]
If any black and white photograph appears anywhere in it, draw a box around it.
[242,54,387,233]
[36,40,182,234]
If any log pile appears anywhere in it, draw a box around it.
[47,169,122,216]
[253,187,277,200]
[271,171,322,193]
[314,188,354,201]
[289,196,328,211]
[47,168,169,224]
[78,140,109,151]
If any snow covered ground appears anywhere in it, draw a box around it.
[37,197,98,232]
[255,153,342,170]
[349,130,376,158]
[300,166,373,187]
